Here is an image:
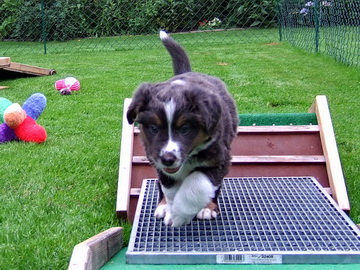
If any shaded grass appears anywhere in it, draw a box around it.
[0,33,359,269]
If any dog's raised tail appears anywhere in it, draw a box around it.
[160,31,191,75]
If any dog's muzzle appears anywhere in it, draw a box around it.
[161,152,177,166]
[160,152,181,174]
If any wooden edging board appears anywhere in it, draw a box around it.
[1,57,11,89]
[68,227,123,270]
[0,56,56,77]
[116,98,134,220]
[309,95,350,211]
[0,57,11,67]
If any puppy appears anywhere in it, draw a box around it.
[127,31,238,227]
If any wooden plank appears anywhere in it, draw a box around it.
[130,186,333,197]
[231,155,326,163]
[0,57,10,67]
[130,188,141,196]
[309,95,350,211]
[132,155,326,164]
[237,125,320,133]
[116,98,135,219]
[3,62,56,76]
[68,227,123,270]
[133,125,320,134]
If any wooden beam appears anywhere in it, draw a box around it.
[132,155,326,164]
[3,62,56,76]
[133,125,320,134]
[237,125,320,133]
[68,227,123,270]
[0,57,10,67]
[309,95,350,211]
[116,98,135,219]
[130,188,141,196]
[130,186,333,197]
[231,155,326,163]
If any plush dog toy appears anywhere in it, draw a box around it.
[0,93,47,143]
[55,77,80,95]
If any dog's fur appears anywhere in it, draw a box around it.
[127,31,238,227]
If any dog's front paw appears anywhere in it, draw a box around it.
[196,202,219,220]
[196,207,218,220]
[154,203,167,219]
[163,212,173,226]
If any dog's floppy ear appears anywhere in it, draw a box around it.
[127,83,154,124]
[195,92,222,136]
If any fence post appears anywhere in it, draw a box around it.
[314,0,320,53]
[41,0,47,54]
[277,0,282,42]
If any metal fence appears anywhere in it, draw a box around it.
[0,1,359,67]
[278,0,360,67]
[0,0,279,55]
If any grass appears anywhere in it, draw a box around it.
[1,32,359,269]
[0,28,280,55]
[281,26,360,67]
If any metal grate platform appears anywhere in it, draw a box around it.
[126,177,360,264]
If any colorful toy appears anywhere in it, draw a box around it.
[55,76,80,95]
[0,93,47,144]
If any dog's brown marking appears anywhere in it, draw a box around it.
[174,116,210,151]
[139,114,163,143]
[151,114,163,127]
[158,196,167,206]
[205,201,219,214]
[189,128,210,151]
[175,116,187,128]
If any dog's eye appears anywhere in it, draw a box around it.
[150,124,159,134]
[179,124,190,135]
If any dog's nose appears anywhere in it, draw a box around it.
[161,152,177,166]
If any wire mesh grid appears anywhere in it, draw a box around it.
[127,177,360,264]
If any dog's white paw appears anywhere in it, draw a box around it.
[196,207,218,220]
[163,212,173,226]
[154,203,167,219]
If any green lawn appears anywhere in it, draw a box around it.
[0,28,280,55]
[1,32,359,269]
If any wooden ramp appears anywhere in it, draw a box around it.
[0,57,56,80]
[116,95,350,222]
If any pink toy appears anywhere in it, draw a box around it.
[55,77,80,95]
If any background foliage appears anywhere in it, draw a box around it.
[0,0,278,41]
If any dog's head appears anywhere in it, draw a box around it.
[127,79,222,176]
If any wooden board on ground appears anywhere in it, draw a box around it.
[0,57,11,67]
[68,227,123,270]
[0,56,56,78]
[116,95,350,222]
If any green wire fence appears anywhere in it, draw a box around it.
[278,0,360,67]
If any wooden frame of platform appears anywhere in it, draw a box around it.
[116,95,350,222]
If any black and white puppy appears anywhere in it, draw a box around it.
[127,31,238,227]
